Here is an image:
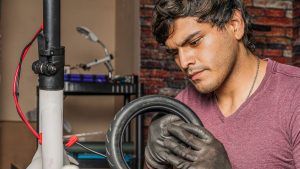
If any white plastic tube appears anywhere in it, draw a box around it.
[40,90,64,169]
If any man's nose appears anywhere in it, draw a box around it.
[178,48,196,69]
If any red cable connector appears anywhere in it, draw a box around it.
[65,135,78,148]
[38,133,43,145]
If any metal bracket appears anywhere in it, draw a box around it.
[39,47,65,57]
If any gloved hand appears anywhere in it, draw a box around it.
[163,123,232,169]
[145,114,183,169]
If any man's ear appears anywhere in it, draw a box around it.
[227,10,245,40]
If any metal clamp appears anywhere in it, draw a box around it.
[39,47,65,57]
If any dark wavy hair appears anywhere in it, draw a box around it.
[152,0,255,52]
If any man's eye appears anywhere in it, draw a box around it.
[190,38,202,47]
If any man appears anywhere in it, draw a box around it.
[145,0,300,169]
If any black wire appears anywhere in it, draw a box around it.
[16,47,29,100]
[16,30,42,100]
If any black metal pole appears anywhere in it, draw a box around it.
[136,114,144,169]
[124,94,131,142]
[136,83,144,169]
[37,0,64,90]
[37,0,65,168]
[44,0,60,48]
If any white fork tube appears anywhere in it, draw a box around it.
[40,90,64,169]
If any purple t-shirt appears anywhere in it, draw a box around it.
[175,59,300,169]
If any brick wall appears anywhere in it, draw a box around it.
[293,0,300,66]
[247,0,294,63]
[140,1,185,96]
[140,0,300,96]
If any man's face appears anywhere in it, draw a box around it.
[165,17,238,93]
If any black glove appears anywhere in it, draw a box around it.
[163,123,232,169]
[145,114,183,169]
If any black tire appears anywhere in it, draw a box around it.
[106,95,203,169]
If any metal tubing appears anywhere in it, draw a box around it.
[40,90,64,169]
[44,0,60,48]
[41,1,64,169]
[40,0,64,91]
[65,142,134,154]
[124,94,131,142]
[136,114,144,169]
[136,83,144,169]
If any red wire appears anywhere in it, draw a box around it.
[13,25,43,143]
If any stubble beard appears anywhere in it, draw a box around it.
[188,59,236,94]
[189,78,221,94]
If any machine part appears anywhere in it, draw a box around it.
[37,47,65,90]
[65,142,134,154]
[76,26,109,56]
[32,60,57,76]
[76,26,114,79]
[105,95,203,169]
[75,142,107,157]
[40,90,64,169]
[39,0,64,168]
[63,131,104,139]
[76,26,100,43]
[76,26,109,55]
[81,54,112,70]
[38,0,65,91]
